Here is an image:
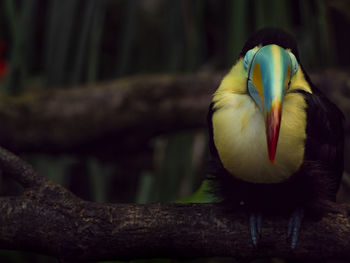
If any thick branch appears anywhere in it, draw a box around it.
[0,73,221,153]
[0,70,348,154]
[0,146,350,261]
[1,195,350,261]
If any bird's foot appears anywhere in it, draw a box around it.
[287,207,304,249]
[249,212,262,247]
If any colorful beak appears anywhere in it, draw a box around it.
[248,44,292,163]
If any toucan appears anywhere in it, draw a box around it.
[207,28,344,248]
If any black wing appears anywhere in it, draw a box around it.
[301,87,344,202]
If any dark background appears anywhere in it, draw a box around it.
[0,0,349,262]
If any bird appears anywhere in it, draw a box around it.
[207,28,344,249]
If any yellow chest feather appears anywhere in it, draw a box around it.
[212,92,308,184]
[211,59,312,183]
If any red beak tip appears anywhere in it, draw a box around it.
[268,149,276,163]
[266,105,281,165]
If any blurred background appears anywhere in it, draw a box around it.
[0,0,350,262]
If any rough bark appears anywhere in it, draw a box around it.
[1,145,350,261]
[0,73,221,154]
[0,70,349,154]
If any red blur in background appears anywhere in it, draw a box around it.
[0,42,8,79]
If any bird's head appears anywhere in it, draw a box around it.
[242,29,300,163]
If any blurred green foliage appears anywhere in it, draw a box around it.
[0,0,349,262]
[1,0,349,91]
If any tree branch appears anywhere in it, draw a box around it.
[0,146,350,261]
[0,146,46,188]
[0,70,348,154]
[0,73,221,154]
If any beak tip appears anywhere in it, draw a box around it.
[268,149,276,164]
[266,104,281,164]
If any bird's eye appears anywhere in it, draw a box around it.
[243,48,259,71]
[288,52,298,76]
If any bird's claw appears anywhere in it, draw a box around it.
[249,212,262,247]
[287,208,304,249]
